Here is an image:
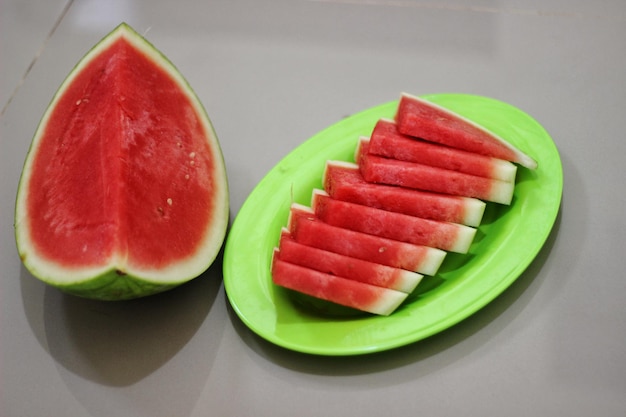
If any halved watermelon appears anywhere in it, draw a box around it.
[369,118,517,182]
[323,161,486,227]
[395,92,537,169]
[14,23,229,300]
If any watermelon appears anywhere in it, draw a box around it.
[357,138,514,205]
[323,160,486,227]
[395,92,538,169]
[271,256,408,316]
[270,92,536,315]
[288,204,446,276]
[369,118,517,182]
[14,23,229,300]
[312,189,476,254]
[276,230,423,293]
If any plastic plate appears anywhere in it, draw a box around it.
[223,94,563,356]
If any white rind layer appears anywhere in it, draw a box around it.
[449,225,478,254]
[490,179,515,205]
[395,270,424,294]
[462,198,486,228]
[418,248,446,276]
[492,159,518,183]
[368,288,410,316]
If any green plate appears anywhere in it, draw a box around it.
[223,94,562,356]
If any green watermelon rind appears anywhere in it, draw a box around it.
[14,23,229,300]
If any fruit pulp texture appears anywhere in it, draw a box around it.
[27,36,217,269]
[369,119,517,182]
[288,205,446,275]
[277,231,423,293]
[323,161,485,227]
[272,256,407,316]
[357,139,513,205]
[312,190,475,253]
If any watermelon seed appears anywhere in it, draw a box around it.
[190,160,195,166]
[184,174,190,180]
[189,152,196,159]
[378,247,387,253]
[167,198,173,206]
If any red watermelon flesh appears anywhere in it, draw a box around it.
[272,256,408,316]
[369,118,517,182]
[395,93,537,169]
[312,190,476,254]
[288,204,446,276]
[357,138,514,205]
[276,230,423,293]
[14,23,229,299]
[323,160,485,227]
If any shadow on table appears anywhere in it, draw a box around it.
[21,248,224,387]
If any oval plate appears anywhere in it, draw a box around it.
[223,94,563,356]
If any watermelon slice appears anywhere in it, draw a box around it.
[14,23,229,300]
[288,204,446,276]
[369,118,517,182]
[357,138,514,205]
[323,161,485,227]
[276,230,423,293]
[395,93,537,169]
[271,256,408,316]
[312,190,476,254]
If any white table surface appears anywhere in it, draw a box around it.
[2,1,625,416]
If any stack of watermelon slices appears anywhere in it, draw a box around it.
[271,93,537,316]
